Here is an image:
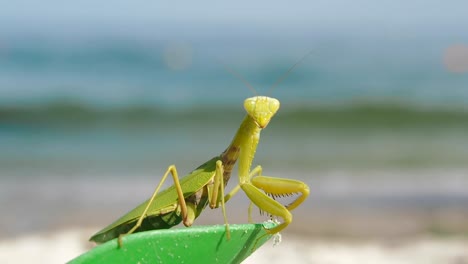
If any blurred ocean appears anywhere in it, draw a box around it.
[1,33,468,174]
[1,29,468,240]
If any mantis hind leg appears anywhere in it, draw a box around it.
[118,165,188,247]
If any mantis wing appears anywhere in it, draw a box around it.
[90,156,221,242]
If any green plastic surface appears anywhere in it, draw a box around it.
[69,223,276,264]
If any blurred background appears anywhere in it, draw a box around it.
[1,0,468,262]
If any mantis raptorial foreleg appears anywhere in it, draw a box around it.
[224,165,263,203]
[222,166,263,223]
[223,166,263,223]
[224,164,309,234]
[251,176,309,211]
[243,176,309,234]
[118,165,188,246]
[242,184,292,234]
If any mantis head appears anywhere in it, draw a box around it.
[244,96,280,128]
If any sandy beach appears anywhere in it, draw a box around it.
[1,228,467,264]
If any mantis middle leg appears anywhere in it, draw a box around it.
[207,160,231,239]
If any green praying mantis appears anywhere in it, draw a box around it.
[90,58,311,246]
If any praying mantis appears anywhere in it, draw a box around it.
[89,59,310,246]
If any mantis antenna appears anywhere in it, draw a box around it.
[267,50,314,95]
[221,62,258,95]
[221,50,313,96]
